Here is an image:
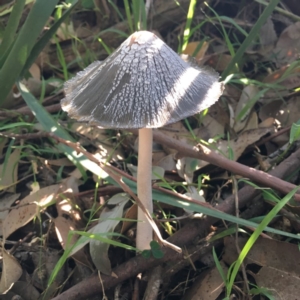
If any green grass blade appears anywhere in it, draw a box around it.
[47,229,137,290]
[139,0,147,31]
[219,16,248,37]
[0,0,26,59]
[205,3,235,58]
[54,36,69,81]
[97,38,112,55]
[255,0,300,22]
[123,0,134,33]
[16,81,110,183]
[0,122,33,131]
[181,0,197,52]
[226,186,299,296]
[107,0,124,21]
[222,0,281,79]
[123,177,300,241]
[213,247,227,282]
[20,1,78,77]
[131,0,142,31]
[0,0,60,104]
[0,0,34,17]
[236,88,269,121]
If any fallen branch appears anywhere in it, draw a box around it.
[0,103,61,119]
[151,129,300,201]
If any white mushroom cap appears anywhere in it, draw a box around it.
[61,31,224,129]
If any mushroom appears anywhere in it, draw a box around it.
[61,31,224,251]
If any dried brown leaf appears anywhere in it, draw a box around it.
[183,261,227,300]
[223,237,300,299]
[0,249,22,294]
[259,97,300,142]
[3,177,79,239]
[72,122,124,162]
[0,148,21,193]
[182,41,209,61]
[206,54,232,72]
[0,193,20,236]
[272,22,300,66]
[54,216,91,267]
[10,281,40,300]
[234,85,259,132]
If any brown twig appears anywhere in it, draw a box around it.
[150,129,300,201]
[0,131,49,139]
[256,126,291,147]
[76,186,123,197]
[0,103,61,118]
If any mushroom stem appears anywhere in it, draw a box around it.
[136,127,153,251]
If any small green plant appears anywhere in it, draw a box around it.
[221,0,282,79]
[249,284,275,300]
[0,0,78,105]
[181,0,198,52]
[141,241,164,259]
[289,119,300,144]
[123,0,147,32]
[214,186,299,298]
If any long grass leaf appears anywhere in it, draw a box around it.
[236,88,269,121]
[0,0,34,17]
[107,0,124,21]
[222,0,281,79]
[123,0,134,33]
[0,0,26,60]
[123,177,300,241]
[0,0,59,104]
[254,0,300,22]
[131,0,140,31]
[139,0,147,31]
[205,4,235,57]
[226,186,299,296]
[21,1,78,77]
[16,81,109,182]
[181,0,197,52]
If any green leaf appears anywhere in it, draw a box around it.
[122,177,300,241]
[152,249,164,259]
[150,241,164,259]
[150,240,161,251]
[181,0,198,52]
[123,0,134,33]
[81,0,94,9]
[17,81,106,182]
[21,1,79,77]
[0,0,26,62]
[0,0,60,104]
[212,247,226,283]
[222,0,281,79]
[141,249,151,259]
[290,121,300,144]
[0,122,34,131]
[226,186,299,296]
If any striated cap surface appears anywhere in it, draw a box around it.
[61,31,224,129]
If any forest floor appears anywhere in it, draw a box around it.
[1,0,300,299]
